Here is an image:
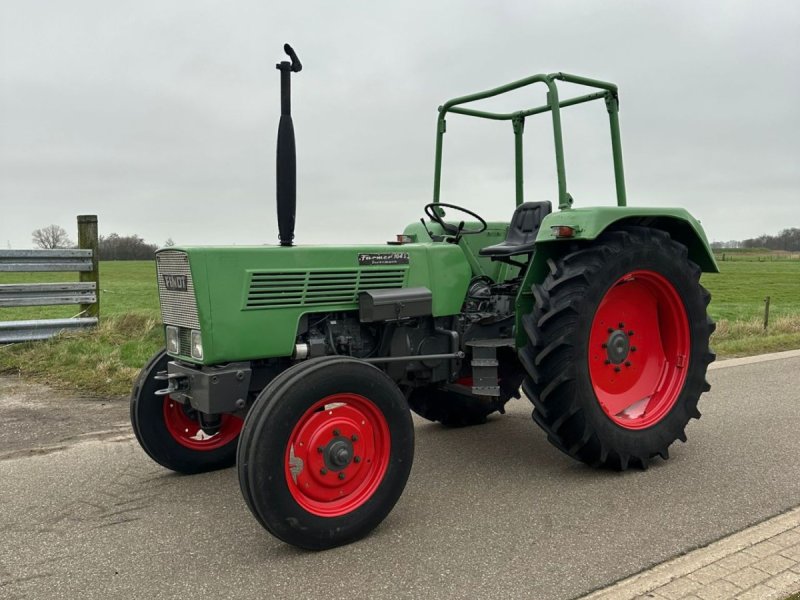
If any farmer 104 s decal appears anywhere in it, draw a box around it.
[131,44,716,550]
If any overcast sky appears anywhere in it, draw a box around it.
[1,0,798,249]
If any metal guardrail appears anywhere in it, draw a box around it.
[0,318,99,342]
[0,249,93,272]
[0,282,97,307]
[0,217,100,343]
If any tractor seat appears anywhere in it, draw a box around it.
[479,201,552,258]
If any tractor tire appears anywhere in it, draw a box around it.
[130,350,243,474]
[406,387,506,427]
[237,356,414,550]
[406,364,523,427]
[407,350,525,427]
[520,226,715,470]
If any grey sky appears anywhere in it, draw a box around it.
[1,0,798,249]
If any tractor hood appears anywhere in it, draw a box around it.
[155,243,470,364]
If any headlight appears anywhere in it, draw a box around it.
[165,326,179,354]
[190,329,203,360]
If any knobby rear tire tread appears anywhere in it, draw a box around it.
[521,226,715,470]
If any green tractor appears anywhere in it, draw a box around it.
[131,45,716,550]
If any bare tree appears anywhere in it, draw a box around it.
[32,225,73,249]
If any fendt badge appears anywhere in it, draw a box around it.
[163,274,188,292]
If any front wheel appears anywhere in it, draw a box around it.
[130,350,243,474]
[237,356,414,550]
[520,226,715,470]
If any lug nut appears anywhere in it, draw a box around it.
[354,456,361,463]
[601,343,607,349]
[604,359,611,365]
[631,346,637,352]
[628,330,634,337]
[607,328,614,334]
[333,429,340,436]
[320,468,328,475]
[351,434,358,442]
[618,322,625,328]
[338,472,345,480]
[317,446,324,453]
[625,361,631,367]
[614,366,621,373]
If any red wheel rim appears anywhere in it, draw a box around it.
[163,397,243,451]
[284,393,391,517]
[588,270,690,430]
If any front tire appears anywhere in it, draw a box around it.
[520,226,715,470]
[130,350,243,474]
[237,356,414,550]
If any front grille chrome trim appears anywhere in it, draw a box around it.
[156,251,201,330]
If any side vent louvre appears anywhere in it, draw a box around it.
[246,269,407,309]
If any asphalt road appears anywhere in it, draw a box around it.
[1,353,799,600]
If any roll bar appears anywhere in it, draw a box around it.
[432,72,627,211]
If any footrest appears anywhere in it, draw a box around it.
[471,358,498,367]
[466,338,515,397]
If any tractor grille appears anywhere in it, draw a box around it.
[178,327,193,356]
[245,268,407,309]
[156,250,200,329]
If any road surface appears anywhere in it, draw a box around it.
[1,353,799,599]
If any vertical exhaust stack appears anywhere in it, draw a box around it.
[276,44,302,246]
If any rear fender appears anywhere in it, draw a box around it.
[514,206,718,348]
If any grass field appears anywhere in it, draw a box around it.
[0,255,798,396]
[0,261,160,321]
[0,262,163,395]
[701,254,800,358]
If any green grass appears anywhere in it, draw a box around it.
[702,259,800,322]
[0,313,164,396]
[0,261,160,321]
[0,256,798,397]
[701,256,800,357]
[0,261,163,395]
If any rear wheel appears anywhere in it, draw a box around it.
[407,386,506,426]
[130,350,243,474]
[407,360,524,427]
[520,226,715,469]
[237,356,414,550]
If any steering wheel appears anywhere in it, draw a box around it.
[423,203,488,237]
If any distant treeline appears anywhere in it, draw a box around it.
[30,224,173,259]
[98,234,173,260]
[711,228,800,252]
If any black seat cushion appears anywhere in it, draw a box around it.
[479,201,552,258]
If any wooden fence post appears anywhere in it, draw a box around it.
[77,215,99,320]
[763,296,771,331]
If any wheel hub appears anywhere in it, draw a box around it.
[324,437,354,471]
[588,270,690,429]
[606,329,631,364]
[162,397,243,451]
[283,393,391,516]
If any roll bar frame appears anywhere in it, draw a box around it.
[432,72,627,211]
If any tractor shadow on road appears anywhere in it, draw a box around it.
[410,398,674,480]
[139,394,685,566]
